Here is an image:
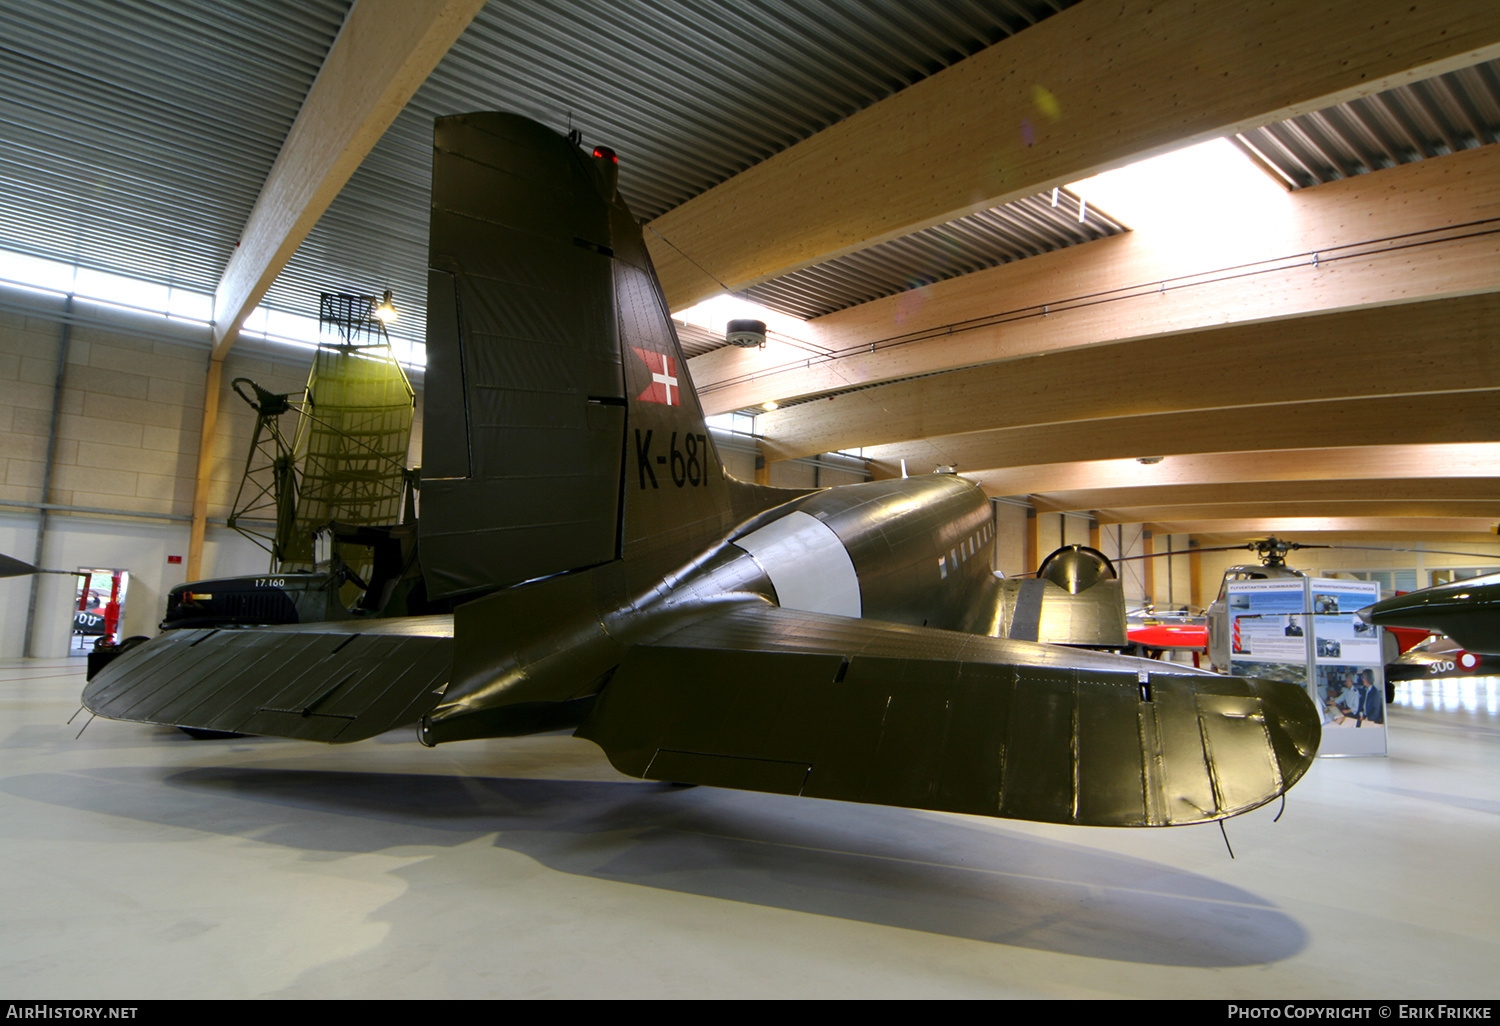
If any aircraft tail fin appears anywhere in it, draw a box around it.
[420,114,734,601]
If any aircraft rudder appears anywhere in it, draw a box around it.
[599,146,735,552]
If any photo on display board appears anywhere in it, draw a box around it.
[1316,664,1384,728]
[1231,659,1310,687]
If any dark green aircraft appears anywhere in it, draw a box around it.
[1357,573,1500,655]
[83,113,1321,828]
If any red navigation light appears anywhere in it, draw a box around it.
[593,146,618,164]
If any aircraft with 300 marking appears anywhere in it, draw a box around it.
[80,112,1320,829]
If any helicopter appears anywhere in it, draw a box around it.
[1204,538,1325,673]
[1010,537,1494,675]
[1194,537,1500,673]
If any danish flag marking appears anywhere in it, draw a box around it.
[633,347,679,406]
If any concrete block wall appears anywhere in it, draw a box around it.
[711,435,757,483]
[1147,532,1195,611]
[765,457,864,490]
[991,500,1028,576]
[1,291,319,520]
[0,287,378,657]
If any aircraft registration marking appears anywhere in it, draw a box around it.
[635,429,709,489]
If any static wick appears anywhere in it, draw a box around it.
[1273,794,1286,823]
[74,713,95,740]
[1219,819,1236,860]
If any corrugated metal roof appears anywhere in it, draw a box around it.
[265,0,1079,343]
[0,0,1494,356]
[737,188,1127,320]
[672,319,726,359]
[0,0,350,295]
[1235,58,1500,189]
[0,0,1078,341]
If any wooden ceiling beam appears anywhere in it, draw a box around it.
[862,391,1500,476]
[961,444,1500,496]
[757,293,1500,462]
[1136,516,1497,535]
[692,142,1500,416]
[1031,478,1500,513]
[648,0,1500,312]
[210,0,485,358]
[1093,501,1500,525]
[189,0,483,580]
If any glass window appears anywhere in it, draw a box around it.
[0,250,75,294]
[74,267,169,312]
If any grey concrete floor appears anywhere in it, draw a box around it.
[2,658,1497,999]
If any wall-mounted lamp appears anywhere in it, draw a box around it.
[372,289,398,324]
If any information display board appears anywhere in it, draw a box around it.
[1228,577,1386,757]
[1308,578,1386,757]
[1226,578,1311,688]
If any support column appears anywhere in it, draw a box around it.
[1189,538,1202,611]
[186,357,224,581]
[23,297,73,658]
[1142,529,1155,607]
[1025,502,1038,575]
[754,449,770,486]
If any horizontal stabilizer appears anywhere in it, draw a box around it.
[577,604,1319,827]
[0,552,37,577]
[83,618,454,743]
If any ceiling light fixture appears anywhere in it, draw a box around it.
[372,289,397,324]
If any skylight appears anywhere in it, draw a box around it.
[673,293,806,339]
[1068,138,1289,233]
[0,247,427,368]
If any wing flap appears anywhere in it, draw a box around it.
[647,750,812,794]
[83,618,453,743]
[577,605,1319,826]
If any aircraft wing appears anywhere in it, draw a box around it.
[1128,623,1210,650]
[578,602,1319,827]
[82,617,453,742]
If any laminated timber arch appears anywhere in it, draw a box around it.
[969,445,1500,540]
[751,293,1500,465]
[695,143,1500,419]
[658,0,1500,546]
[186,0,486,578]
[647,0,1500,312]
